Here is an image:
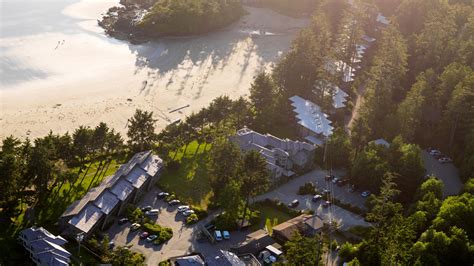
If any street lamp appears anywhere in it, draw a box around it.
[76,232,85,264]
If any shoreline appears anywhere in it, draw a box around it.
[0,2,308,140]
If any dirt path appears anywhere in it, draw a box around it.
[345,83,367,134]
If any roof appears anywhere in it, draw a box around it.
[110,178,135,201]
[126,166,148,189]
[29,239,71,258]
[94,190,120,215]
[304,215,324,231]
[206,250,245,266]
[233,230,275,255]
[20,227,68,246]
[314,82,349,109]
[35,251,71,266]
[68,203,103,233]
[173,254,205,266]
[362,35,376,43]
[289,96,334,137]
[61,184,107,218]
[272,214,313,241]
[237,254,261,266]
[265,245,283,256]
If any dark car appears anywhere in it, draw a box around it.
[312,194,322,202]
[139,232,150,239]
[141,206,152,212]
[168,199,180,205]
[288,199,299,208]
[118,217,129,225]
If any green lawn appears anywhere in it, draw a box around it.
[158,141,213,209]
[251,204,295,232]
[37,159,121,226]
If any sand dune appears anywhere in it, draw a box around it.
[0,1,307,139]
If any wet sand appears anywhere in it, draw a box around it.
[0,0,307,139]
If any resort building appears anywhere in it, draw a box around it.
[59,151,164,238]
[231,127,315,180]
[19,226,71,266]
[313,81,350,109]
[289,95,334,146]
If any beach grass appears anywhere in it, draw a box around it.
[158,141,213,210]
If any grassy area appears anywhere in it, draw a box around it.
[37,159,121,226]
[251,204,295,231]
[158,141,213,209]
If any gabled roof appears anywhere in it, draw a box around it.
[20,227,68,246]
[68,203,103,234]
[125,166,148,189]
[29,239,71,258]
[94,190,120,215]
[110,178,135,201]
[289,96,334,137]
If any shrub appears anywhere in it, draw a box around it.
[330,239,338,250]
[192,206,208,219]
[154,227,173,245]
[159,260,171,266]
[143,223,162,234]
[186,213,199,225]
[126,205,144,223]
[298,182,317,195]
[338,242,358,262]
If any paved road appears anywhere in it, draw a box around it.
[422,151,463,197]
[254,169,370,230]
[107,187,250,265]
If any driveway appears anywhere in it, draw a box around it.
[106,187,250,265]
[422,151,462,197]
[254,169,370,230]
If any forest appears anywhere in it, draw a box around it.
[136,0,245,36]
[1,0,473,265]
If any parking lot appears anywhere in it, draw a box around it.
[254,169,370,230]
[422,150,462,197]
[106,187,250,265]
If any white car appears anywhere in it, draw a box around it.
[145,209,159,216]
[361,191,371,197]
[177,205,190,212]
[438,157,453,163]
[430,150,442,156]
[183,210,195,217]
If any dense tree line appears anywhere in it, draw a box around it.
[136,0,244,37]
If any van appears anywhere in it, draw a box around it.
[214,230,223,241]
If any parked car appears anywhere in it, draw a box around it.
[145,209,159,216]
[118,218,129,225]
[168,199,180,205]
[429,149,442,156]
[177,205,190,212]
[139,232,150,239]
[322,189,330,195]
[214,230,223,241]
[331,177,340,184]
[438,157,453,163]
[325,175,335,181]
[361,191,371,197]
[108,241,115,249]
[183,210,195,217]
[288,199,299,208]
[323,201,331,208]
[141,206,152,212]
[130,223,141,231]
[223,231,230,240]
[337,179,349,187]
[157,192,170,199]
[146,235,158,242]
[312,194,322,202]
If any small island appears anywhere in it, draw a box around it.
[99,0,245,42]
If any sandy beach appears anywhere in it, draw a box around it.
[0,0,307,140]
